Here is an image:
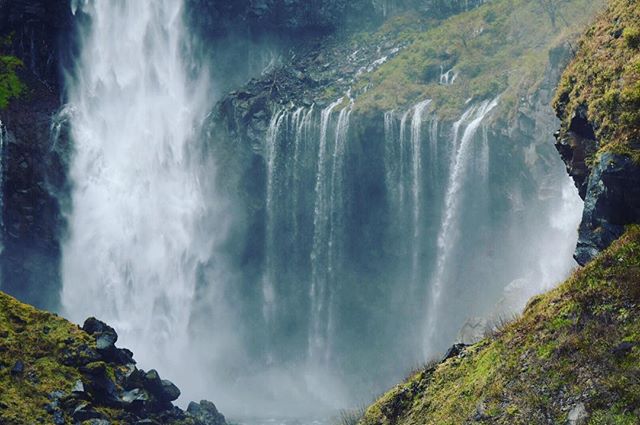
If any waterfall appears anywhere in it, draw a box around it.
[310,98,352,364]
[62,0,211,373]
[263,109,287,329]
[424,98,499,357]
[409,100,431,290]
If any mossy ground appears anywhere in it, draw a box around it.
[351,0,603,117]
[0,292,134,424]
[359,226,640,424]
[0,291,87,423]
[554,0,640,163]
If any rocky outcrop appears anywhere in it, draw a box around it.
[0,290,226,424]
[573,152,640,265]
[554,0,640,265]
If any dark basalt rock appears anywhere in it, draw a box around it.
[41,316,227,425]
[72,403,105,421]
[10,359,24,375]
[612,342,635,357]
[443,343,467,361]
[187,400,227,425]
[82,317,136,365]
[554,105,598,199]
[574,152,640,265]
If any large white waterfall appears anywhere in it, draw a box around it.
[62,0,212,377]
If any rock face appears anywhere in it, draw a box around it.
[573,152,640,265]
[0,290,227,424]
[0,0,73,310]
[0,0,72,87]
[554,0,640,266]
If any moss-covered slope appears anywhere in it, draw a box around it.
[555,0,640,164]
[0,292,225,425]
[352,0,603,116]
[358,226,640,425]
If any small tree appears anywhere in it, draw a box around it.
[536,0,562,30]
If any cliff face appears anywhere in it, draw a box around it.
[554,0,640,265]
[0,0,73,310]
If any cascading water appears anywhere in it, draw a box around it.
[310,99,353,365]
[62,0,212,378]
[424,98,499,357]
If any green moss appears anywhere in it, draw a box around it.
[359,226,640,424]
[0,55,24,109]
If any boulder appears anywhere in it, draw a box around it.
[120,388,150,412]
[159,380,181,402]
[72,403,105,421]
[567,403,589,425]
[10,360,24,375]
[83,318,118,350]
[187,400,226,425]
[443,343,467,361]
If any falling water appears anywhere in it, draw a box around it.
[62,0,211,371]
[409,100,431,290]
[310,98,352,364]
[264,110,287,329]
[424,98,499,357]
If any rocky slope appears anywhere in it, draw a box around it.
[0,290,226,425]
[554,0,640,265]
[358,226,640,425]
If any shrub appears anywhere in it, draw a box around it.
[623,27,640,49]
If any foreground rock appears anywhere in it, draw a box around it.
[0,292,226,425]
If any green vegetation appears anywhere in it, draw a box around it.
[358,226,640,424]
[0,55,24,109]
[554,0,640,163]
[350,0,603,117]
[0,291,93,423]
